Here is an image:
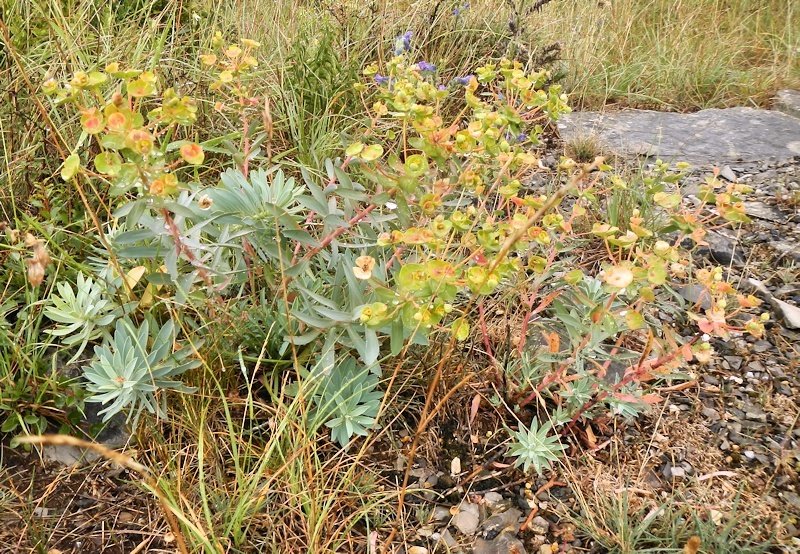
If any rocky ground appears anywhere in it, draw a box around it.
[2,97,798,554]
[0,446,171,553]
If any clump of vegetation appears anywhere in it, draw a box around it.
[0,1,790,551]
[31,31,764,455]
[566,488,776,554]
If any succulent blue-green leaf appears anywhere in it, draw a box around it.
[364,329,379,369]
[390,318,404,356]
[313,305,352,323]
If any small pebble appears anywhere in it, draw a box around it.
[439,529,457,547]
[431,506,452,522]
[483,491,504,509]
[529,516,550,535]
[452,503,480,535]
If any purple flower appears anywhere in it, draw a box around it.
[454,75,474,86]
[393,31,412,55]
[374,74,391,86]
[416,60,436,73]
[453,2,470,16]
[438,84,446,91]
[504,131,529,144]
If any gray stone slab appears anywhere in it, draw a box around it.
[558,107,800,167]
[775,90,800,119]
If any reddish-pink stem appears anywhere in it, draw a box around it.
[300,203,378,263]
[162,209,212,287]
[563,335,699,434]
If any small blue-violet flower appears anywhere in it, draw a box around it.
[505,131,529,144]
[374,74,391,86]
[453,2,470,16]
[393,31,412,55]
[454,75,474,86]
[416,60,436,73]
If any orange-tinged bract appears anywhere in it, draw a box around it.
[180,143,205,165]
[80,108,104,134]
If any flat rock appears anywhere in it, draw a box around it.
[748,278,800,329]
[36,397,131,466]
[83,402,132,449]
[42,445,100,466]
[743,201,786,223]
[431,506,453,522]
[772,297,800,329]
[438,529,458,549]
[528,516,550,535]
[483,508,522,535]
[770,240,800,263]
[723,356,743,370]
[676,284,713,309]
[783,491,800,509]
[482,492,505,510]
[700,230,744,266]
[719,165,737,182]
[775,90,800,119]
[559,107,800,166]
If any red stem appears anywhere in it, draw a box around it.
[162,208,212,287]
[562,335,699,434]
[299,203,378,263]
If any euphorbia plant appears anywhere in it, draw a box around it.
[39,32,767,457]
[332,49,767,461]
